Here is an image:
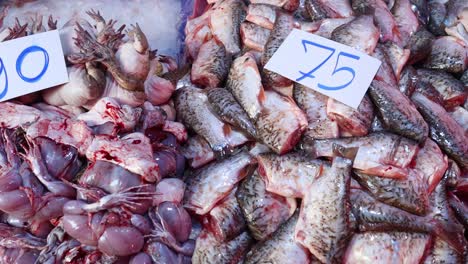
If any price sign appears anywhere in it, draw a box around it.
[0,30,68,102]
[265,28,381,109]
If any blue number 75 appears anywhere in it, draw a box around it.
[296,40,360,91]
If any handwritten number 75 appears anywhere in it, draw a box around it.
[0,45,49,100]
[296,40,360,91]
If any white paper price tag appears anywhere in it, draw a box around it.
[0,30,68,102]
[265,28,381,109]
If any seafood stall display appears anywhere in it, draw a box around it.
[0,0,466,263]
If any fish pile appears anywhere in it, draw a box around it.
[181,0,468,263]
[0,7,196,263]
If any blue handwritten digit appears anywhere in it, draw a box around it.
[16,45,49,83]
[318,51,360,91]
[0,58,8,100]
[296,40,335,82]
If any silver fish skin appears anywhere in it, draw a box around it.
[249,0,288,8]
[294,157,353,263]
[350,189,436,233]
[254,90,308,154]
[326,95,374,137]
[427,176,467,254]
[369,80,429,143]
[331,15,380,55]
[304,0,328,21]
[240,22,271,52]
[191,39,231,88]
[406,27,435,64]
[205,188,246,242]
[423,36,467,74]
[354,169,429,215]
[398,66,418,96]
[246,3,277,30]
[417,68,467,110]
[261,11,295,89]
[192,230,253,264]
[226,52,265,121]
[244,212,311,264]
[423,238,465,264]
[344,232,431,264]
[183,150,256,215]
[207,88,257,138]
[236,171,297,241]
[257,152,326,198]
[293,83,339,140]
[428,0,447,36]
[448,193,468,230]
[210,0,247,55]
[174,86,248,156]
[411,92,468,169]
[303,132,420,179]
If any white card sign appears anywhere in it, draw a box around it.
[265,28,381,109]
[0,30,68,102]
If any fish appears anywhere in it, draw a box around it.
[302,132,420,179]
[445,159,461,189]
[293,83,340,140]
[351,0,403,44]
[261,11,295,89]
[391,0,420,46]
[209,0,247,55]
[246,3,277,30]
[174,86,249,156]
[249,0,288,8]
[254,90,308,154]
[244,212,311,264]
[449,106,468,133]
[257,152,326,198]
[181,135,215,169]
[304,0,328,21]
[416,68,467,110]
[206,88,257,138]
[368,80,429,143]
[192,230,253,264]
[331,15,380,55]
[294,157,353,263]
[344,232,431,264]
[382,42,410,81]
[240,22,271,52]
[353,169,429,215]
[424,237,465,264]
[398,66,418,96]
[413,139,449,194]
[183,150,256,215]
[326,95,374,137]
[236,171,297,240]
[190,39,231,88]
[204,188,246,242]
[372,44,398,87]
[226,52,265,121]
[426,176,467,254]
[411,92,468,169]
[314,0,354,18]
[185,23,213,60]
[406,27,435,64]
[423,36,467,74]
[310,17,355,39]
[448,193,468,230]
